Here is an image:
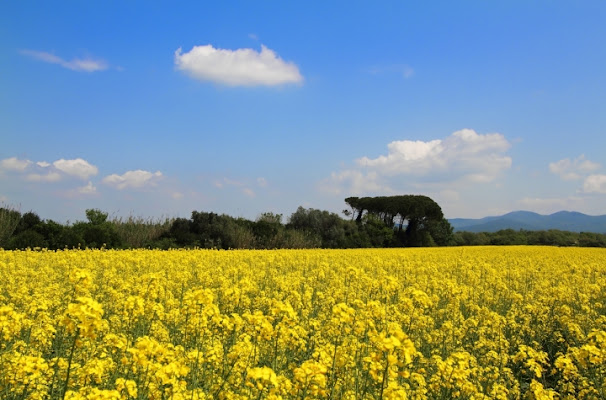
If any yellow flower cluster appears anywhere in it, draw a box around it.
[1,246,605,399]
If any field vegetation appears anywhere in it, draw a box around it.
[1,204,605,250]
[1,246,605,399]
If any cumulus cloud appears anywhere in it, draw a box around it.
[1,156,98,183]
[174,44,303,86]
[102,170,163,190]
[549,155,600,181]
[20,49,109,72]
[53,158,98,179]
[582,174,606,194]
[1,157,32,171]
[357,129,511,176]
[324,129,512,195]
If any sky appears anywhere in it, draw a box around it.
[1,1,605,223]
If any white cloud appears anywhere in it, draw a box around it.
[326,129,512,196]
[20,49,109,72]
[172,192,184,200]
[53,158,98,179]
[102,170,163,190]
[26,172,62,182]
[77,181,97,195]
[356,129,511,178]
[1,156,98,183]
[174,44,303,86]
[1,157,32,171]
[549,155,600,181]
[582,174,606,194]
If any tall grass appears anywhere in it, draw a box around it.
[0,205,20,248]
[110,215,174,248]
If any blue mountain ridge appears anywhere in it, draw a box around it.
[448,211,606,233]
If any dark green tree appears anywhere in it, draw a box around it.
[72,209,121,248]
[345,195,453,246]
[0,206,21,248]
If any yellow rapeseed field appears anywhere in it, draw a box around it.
[1,246,605,399]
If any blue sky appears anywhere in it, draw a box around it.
[1,1,605,222]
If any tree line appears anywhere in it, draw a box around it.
[1,195,605,250]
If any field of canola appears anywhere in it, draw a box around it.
[1,246,605,400]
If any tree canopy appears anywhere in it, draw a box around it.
[345,195,452,246]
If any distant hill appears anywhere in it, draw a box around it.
[449,211,606,233]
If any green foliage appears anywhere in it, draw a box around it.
[72,209,121,249]
[346,195,452,246]
[423,218,455,246]
[9,230,47,249]
[578,232,606,247]
[253,213,283,248]
[0,206,21,248]
[15,211,42,234]
[1,203,605,250]
[489,229,528,245]
[451,229,606,247]
[361,214,394,247]
[85,209,108,225]
[110,215,173,248]
[287,206,358,248]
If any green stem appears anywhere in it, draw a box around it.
[379,353,390,400]
[62,328,79,399]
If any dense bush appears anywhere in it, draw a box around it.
[2,206,605,250]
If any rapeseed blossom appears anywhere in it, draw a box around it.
[0,246,605,399]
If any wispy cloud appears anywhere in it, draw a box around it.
[26,172,62,183]
[20,49,109,72]
[65,181,98,198]
[174,44,303,86]
[257,177,268,187]
[369,64,414,79]
[549,155,600,181]
[242,188,256,198]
